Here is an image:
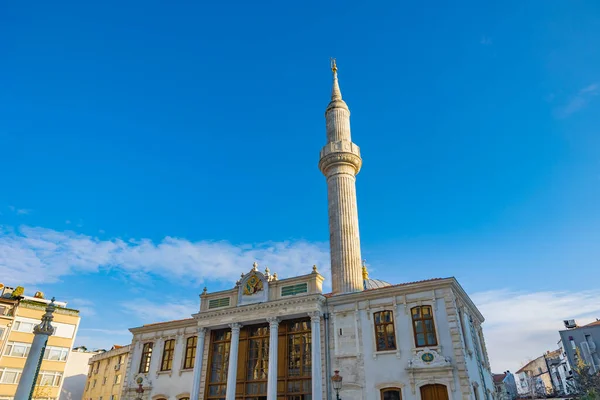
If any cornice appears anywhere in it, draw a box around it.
[193,294,325,322]
[130,318,197,334]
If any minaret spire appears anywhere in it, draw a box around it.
[319,59,363,295]
[330,58,342,101]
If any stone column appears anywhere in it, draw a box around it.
[266,317,280,400]
[310,312,323,400]
[15,299,56,400]
[225,323,242,400]
[191,327,208,400]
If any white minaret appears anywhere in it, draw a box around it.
[319,59,363,294]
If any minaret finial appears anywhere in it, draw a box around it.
[362,260,369,280]
[330,58,342,101]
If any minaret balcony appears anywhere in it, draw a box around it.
[318,140,362,175]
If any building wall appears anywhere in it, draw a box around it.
[83,346,130,400]
[0,299,80,400]
[61,350,103,400]
[122,321,197,400]
[326,283,494,400]
[559,324,600,374]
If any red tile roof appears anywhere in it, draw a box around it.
[493,373,507,384]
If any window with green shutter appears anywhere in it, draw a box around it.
[208,297,230,309]
[281,283,308,296]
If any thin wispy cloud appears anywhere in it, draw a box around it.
[556,82,599,118]
[473,289,600,372]
[480,36,493,46]
[121,298,198,323]
[79,328,132,336]
[68,298,96,316]
[8,206,32,215]
[0,225,330,286]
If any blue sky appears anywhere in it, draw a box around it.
[1,0,599,371]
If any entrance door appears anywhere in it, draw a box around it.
[420,384,449,400]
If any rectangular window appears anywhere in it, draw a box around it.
[36,370,63,387]
[52,322,76,339]
[0,306,6,315]
[161,339,175,371]
[114,374,121,385]
[110,396,117,400]
[13,319,36,333]
[208,297,230,309]
[93,379,97,388]
[411,305,437,347]
[184,336,197,369]
[206,329,231,400]
[374,311,397,351]
[102,376,107,385]
[281,283,308,297]
[0,368,22,384]
[43,346,69,361]
[139,342,153,373]
[4,342,32,358]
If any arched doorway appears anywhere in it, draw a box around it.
[420,384,449,400]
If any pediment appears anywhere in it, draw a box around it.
[237,262,270,305]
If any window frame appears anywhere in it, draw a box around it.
[380,387,402,400]
[0,367,22,384]
[183,336,197,370]
[160,339,175,372]
[4,341,32,358]
[410,305,438,348]
[139,342,154,374]
[373,310,397,352]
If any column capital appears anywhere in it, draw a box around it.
[266,317,280,327]
[198,327,208,335]
[308,311,322,322]
[229,323,242,333]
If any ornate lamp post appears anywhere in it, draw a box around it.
[331,370,343,400]
[14,298,56,400]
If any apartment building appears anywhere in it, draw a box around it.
[82,345,130,400]
[0,284,80,400]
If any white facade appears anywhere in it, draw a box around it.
[119,63,494,400]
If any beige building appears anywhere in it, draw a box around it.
[0,284,81,400]
[515,350,561,397]
[82,345,130,400]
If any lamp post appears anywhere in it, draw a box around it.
[331,370,343,400]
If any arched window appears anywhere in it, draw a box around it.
[381,387,402,400]
[411,305,437,347]
[373,311,396,351]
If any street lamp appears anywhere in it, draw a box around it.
[331,370,343,400]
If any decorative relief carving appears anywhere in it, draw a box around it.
[407,348,452,370]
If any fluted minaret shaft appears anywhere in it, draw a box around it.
[319,61,363,295]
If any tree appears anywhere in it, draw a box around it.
[568,349,600,400]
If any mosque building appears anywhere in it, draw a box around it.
[118,61,494,400]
